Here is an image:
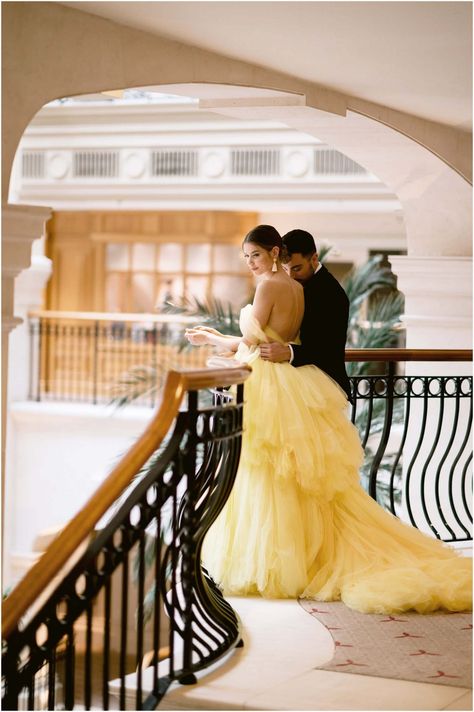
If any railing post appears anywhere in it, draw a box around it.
[367,361,395,500]
[92,320,99,405]
[180,390,198,685]
[29,315,41,402]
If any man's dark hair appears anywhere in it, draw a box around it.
[282,229,317,258]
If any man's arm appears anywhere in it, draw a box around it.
[292,284,349,367]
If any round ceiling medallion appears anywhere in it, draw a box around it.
[124,152,146,179]
[286,151,310,177]
[202,152,226,178]
[48,153,69,179]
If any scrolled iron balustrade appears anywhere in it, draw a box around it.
[346,351,472,543]
[2,368,250,711]
[4,347,472,709]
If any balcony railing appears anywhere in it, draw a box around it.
[345,349,472,543]
[28,311,213,407]
[27,311,472,543]
[3,367,251,711]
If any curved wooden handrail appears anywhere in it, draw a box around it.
[345,348,472,362]
[2,366,251,640]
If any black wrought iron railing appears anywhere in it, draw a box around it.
[28,311,213,406]
[346,349,472,543]
[26,311,473,542]
[2,366,251,711]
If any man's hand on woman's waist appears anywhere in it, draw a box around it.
[259,342,293,363]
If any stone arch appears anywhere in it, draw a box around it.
[3,2,471,367]
[4,2,471,257]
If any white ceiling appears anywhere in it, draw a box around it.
[62,1,472,129]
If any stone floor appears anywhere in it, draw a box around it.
[118,596,472,711]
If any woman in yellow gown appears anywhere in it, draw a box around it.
[185,230,472,615]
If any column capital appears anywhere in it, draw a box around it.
[2,203,52,279]
[389,254,472,349]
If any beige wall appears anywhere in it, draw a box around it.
[3,1,472,205]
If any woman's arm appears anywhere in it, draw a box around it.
[185,326,242,351]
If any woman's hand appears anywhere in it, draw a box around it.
[184,327,212,345]
[193,325,223,337]
[185,326,242,351]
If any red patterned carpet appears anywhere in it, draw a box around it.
[299,600,472,688]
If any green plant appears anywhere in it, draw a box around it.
[162,294,246,351]
[355,397,405,508]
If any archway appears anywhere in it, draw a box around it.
[3,0,471,460]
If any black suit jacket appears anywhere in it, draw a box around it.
[291,265,352,401]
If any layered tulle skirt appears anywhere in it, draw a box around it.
[202,354,472,614]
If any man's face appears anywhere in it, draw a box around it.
[284,253,318,284]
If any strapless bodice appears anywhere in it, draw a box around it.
[235,304,288,364]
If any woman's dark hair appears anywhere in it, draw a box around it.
[242,224,283,252]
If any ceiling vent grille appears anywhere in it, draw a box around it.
[73,151,119,178]
[151,150,198,176]
[22,152,45,179]
[314,149,367,175]
[231,149,280,176]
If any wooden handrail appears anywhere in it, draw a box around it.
[28,310,199,324]
[2,366,251,640]
[26,315,474,362]
[3,350,471,636]
[345,348,472,362]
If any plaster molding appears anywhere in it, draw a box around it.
[390,255,472,301]
[400,314,472,328]
[2,316,23,334]
[3,0,471,206]
[14,255,53,309]
[390,255,472,349]
[2,204,52,279]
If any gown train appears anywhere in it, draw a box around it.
[202,305,472,614]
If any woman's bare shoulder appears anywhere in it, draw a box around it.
[254,279,280,297]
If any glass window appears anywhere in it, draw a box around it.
[212,276,251,309]
[106,273,128,312]
[155,277,184,309]
[158,243,183,272]
[106,243,129,271]
[214,244,245,272]
[186,244,211,274]
[131,274,156,312]
[185,276,209,304]
[132,243,156,271]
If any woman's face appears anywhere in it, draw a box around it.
[242,242,275,276]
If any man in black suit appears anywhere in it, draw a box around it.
[259,229,352,401]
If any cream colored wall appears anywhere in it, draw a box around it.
[3,0,471,401]
[2,0,472,203]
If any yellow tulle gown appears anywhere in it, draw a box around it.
[202,306,472,614]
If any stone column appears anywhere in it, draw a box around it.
[388,255,472,541]
[8,240,52,402]
[390,255,472,362]
[2,203,51,574]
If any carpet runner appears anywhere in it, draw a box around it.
[299,599,472,688]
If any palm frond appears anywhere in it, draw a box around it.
[109,363,167,407]
[317,243,334,263]
[162,294,245,354]
[367,291,404,325]
[343,256,397,324]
